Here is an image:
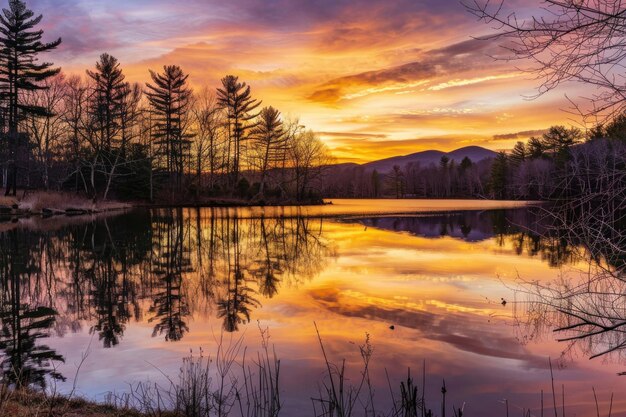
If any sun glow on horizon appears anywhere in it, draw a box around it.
[37,0,579,163]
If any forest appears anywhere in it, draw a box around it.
[324,125,626,201]
[0,1,331,205]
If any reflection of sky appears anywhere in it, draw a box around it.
[28,0,587,162]
[42,207,625,416]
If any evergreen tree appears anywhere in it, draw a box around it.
[440,155,450,169]
[489,151,508,199]
[510,141,527,166]
[527,137,545,159]
[0,0,61,195]
[603,113,626,142]
[371,169,381,197]
[459,156,473,172]
[217,75,260,188]
[86,54,127,151]
[251,106,285,196]
[146,65,192,198]
[541,126,582,154]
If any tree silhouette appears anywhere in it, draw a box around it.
[0,0,61,196]
[465,0,626,121]
[509,142,527,166]
[217,217,259,332]
[148,210,191,341]
[489,152,508,199]
[0,230,64,389]
[216,75,260,188]
[86,54,127,151]
[251,106,285,197]
[190,88,224,195]
[146,65,192,199]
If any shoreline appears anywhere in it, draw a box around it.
[0,191,545,224]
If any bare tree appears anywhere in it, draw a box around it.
[61,75,90,194]
[190,88,224,195]
[286,130,332,201]
[465,0,626,122]
[101,82,143,201]
[24,73,67,190]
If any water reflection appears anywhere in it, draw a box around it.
[513,204,626,370]
[0,208,333,363]
[0,230,65,389]
[352,209,576,267]
[0,206,617,394]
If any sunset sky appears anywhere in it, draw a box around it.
[31,0,583,163]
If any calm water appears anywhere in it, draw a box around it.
[0,200,624,416]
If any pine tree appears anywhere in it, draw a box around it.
[528,137,545,159]
[510,141,527,166]
[0,0,61,195]
[251,106,285,197]
[439,155,450,169]
[371,169,380,197]
[541,126,582,153]
[86,54,127,151]
[460,156,473,172]
[489,151,509,199]
[217,75,260,188]
[146,65,192,198]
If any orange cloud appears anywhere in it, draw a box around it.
[39,0,585,163]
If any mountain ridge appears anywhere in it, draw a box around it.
[333,145,497,173]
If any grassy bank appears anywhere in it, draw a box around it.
[0,191,325,220]
[0,389,154,417]
[0,191,131,218]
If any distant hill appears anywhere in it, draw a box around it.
[356,145,497,173]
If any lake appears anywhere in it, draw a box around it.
[0,199,623,416]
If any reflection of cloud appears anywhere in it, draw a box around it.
[310,286,547,368]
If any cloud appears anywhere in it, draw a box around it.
[427,73,520,91]
[317,132,388,139]
[24,0,579,163]
[307,39,510,104]
[493,129,549,140]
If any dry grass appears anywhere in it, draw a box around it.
[0,388,159,417]
[0,191,130,213]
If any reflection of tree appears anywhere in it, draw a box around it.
[505,232,575,268]
[87,220,140,348]
[251,218,282,298]
[0,230,65,389]
[514,201,626,367]
[0,208,335,347]
[217,216,260,332]
[149,209,191,341]
[516,266,626,367]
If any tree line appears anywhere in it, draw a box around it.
[0,0,331,204]
[323,123,626,201]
